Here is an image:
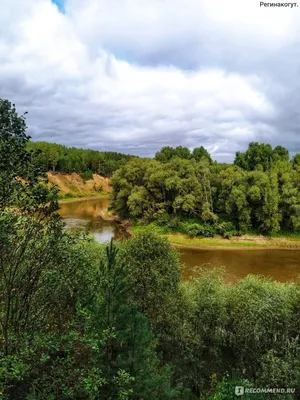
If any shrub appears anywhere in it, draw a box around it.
[93,184,103,192]
[152,209,170,226]
[215,221,241,238]
[184,223,216,237]
[168,216,182,229]
[61,192,75,199]
[81,169,93,183]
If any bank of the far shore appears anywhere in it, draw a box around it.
[48,171,112,201]
[58,193,300,250]
[131,225,300,249]
[59,193,110,204]
[167,232,300,250]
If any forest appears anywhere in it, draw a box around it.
[27,141,135,177]
[112,143,300,236]
[0,99,299,399]
[28,135,300,237]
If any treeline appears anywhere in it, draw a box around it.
[1,99,300,398]
[112,143,300,235]
[154,145,213,163]
[27,141,136,177]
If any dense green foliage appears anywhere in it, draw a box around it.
[112,144,300,235]
[1,100,299,399]
[234,143,290,171]
[155,145,212,164]
[27,141,136,177]
[0,99,181,399]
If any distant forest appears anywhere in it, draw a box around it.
[27,141,136,177]
[27,142,218,177]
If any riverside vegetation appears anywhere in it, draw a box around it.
[27,136,300,243]
[1,99,300,399]
[111,143,300,241]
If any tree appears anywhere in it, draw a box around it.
[84,239,180,400]
[273,145,289,163]
[27,141,135,177]
[0,99,183,399]
[155,146,191,163]
[234,142,289,171]
[0,100,42,207]
[0,101,61,359]
[292,153,300,167]
[0,100,68,397]
[192,146,212,163]
[155,146,177,163]
[216,166,251,231]
[174,146,191,160]
[121,231,180,323]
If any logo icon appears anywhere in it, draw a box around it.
[235,386,244,396]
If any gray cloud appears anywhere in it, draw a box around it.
[1,0,300,161]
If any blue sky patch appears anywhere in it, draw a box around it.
[51,0,65,13]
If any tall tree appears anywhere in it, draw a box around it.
[192,146,212,163]
[234,142,289,171]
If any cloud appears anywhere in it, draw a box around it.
[67,0,300,68]
[0,0,300,161]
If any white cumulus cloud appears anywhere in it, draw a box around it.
[0,0,300,161]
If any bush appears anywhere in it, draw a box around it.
[168,216,182,229]
[81,169,93,182]
[208,375,271,400]
[184,223,216,237]
[120,230,180,322]
[152,209,170,226]
[93,183,103,192]
[215,221,241,238]
[61,192,75,199]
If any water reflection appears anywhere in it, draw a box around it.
[59,198,128,242]
[59,198,300,283]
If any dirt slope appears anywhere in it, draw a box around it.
[47,172,112,198]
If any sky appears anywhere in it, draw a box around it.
[1,0,300,161]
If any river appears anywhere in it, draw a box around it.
[59,198,300,283]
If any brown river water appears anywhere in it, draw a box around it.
[59,198,300,283]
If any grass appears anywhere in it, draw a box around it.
[131,223,167,235]
[268,232,300,240]
[59,192,110,203]
[168,233,300,249]
[59,192,77,200]
[131,223,300,249]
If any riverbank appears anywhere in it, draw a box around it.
[58,196,300,250]
[130,224,300,249]
[59,198,300,283]
[48,172,112,200]
[59,193,110,204]
[168,233,300,249]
